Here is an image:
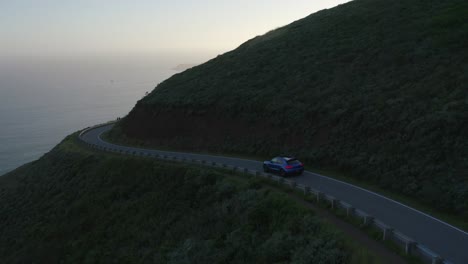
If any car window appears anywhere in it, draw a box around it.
[287,160,301,165]
[272,157,281,164]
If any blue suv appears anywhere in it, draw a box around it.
[263,156,304,177]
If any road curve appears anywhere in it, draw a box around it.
[81,124,467,264]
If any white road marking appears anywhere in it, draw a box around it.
[307,171,468,236]
[91,125,468,237]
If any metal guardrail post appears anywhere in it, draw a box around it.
[290,181,297,188]
[346,206,355,217]
[405,240,416,255]
[432,256,442,264]
[331,198,339,209]
[383,227,393,241]
[363,215,374,226]
[316,191,323,203]
[79,122,452,264]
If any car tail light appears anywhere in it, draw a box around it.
[300,163,304,167]
[285,165,293,169]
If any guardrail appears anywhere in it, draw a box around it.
[78,120,118,139]
[78,124,454,264]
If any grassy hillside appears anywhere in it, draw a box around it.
[0,135,374,263]
[111,0,468,215]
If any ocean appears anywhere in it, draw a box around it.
[0,54,208,176]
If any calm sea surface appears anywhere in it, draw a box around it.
[0,54,205,176]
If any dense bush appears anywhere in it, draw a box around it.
[117,0,468,215]
[0,137,349,263]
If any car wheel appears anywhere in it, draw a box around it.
[280,169,286,177]
[263,165,269,172]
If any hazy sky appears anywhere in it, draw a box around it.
[1,0,351,57]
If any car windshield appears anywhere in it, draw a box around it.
[287,159,301,165]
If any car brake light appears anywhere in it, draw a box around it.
[285,165,293,169]
[300,163,304,166]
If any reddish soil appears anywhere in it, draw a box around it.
[122,106,309,152]
[120,106,407,262]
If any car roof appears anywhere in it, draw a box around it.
[280,156,296,161]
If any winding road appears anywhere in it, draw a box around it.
[81,124,467,264]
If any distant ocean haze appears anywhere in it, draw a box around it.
[0,54,207,176]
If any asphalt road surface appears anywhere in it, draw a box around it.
[81,124,468,264]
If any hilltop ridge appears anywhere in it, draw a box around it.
[112,0,468,214]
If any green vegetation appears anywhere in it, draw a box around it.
[112,0,468,217]
[0,135,383,263]
[310,167,468,231]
